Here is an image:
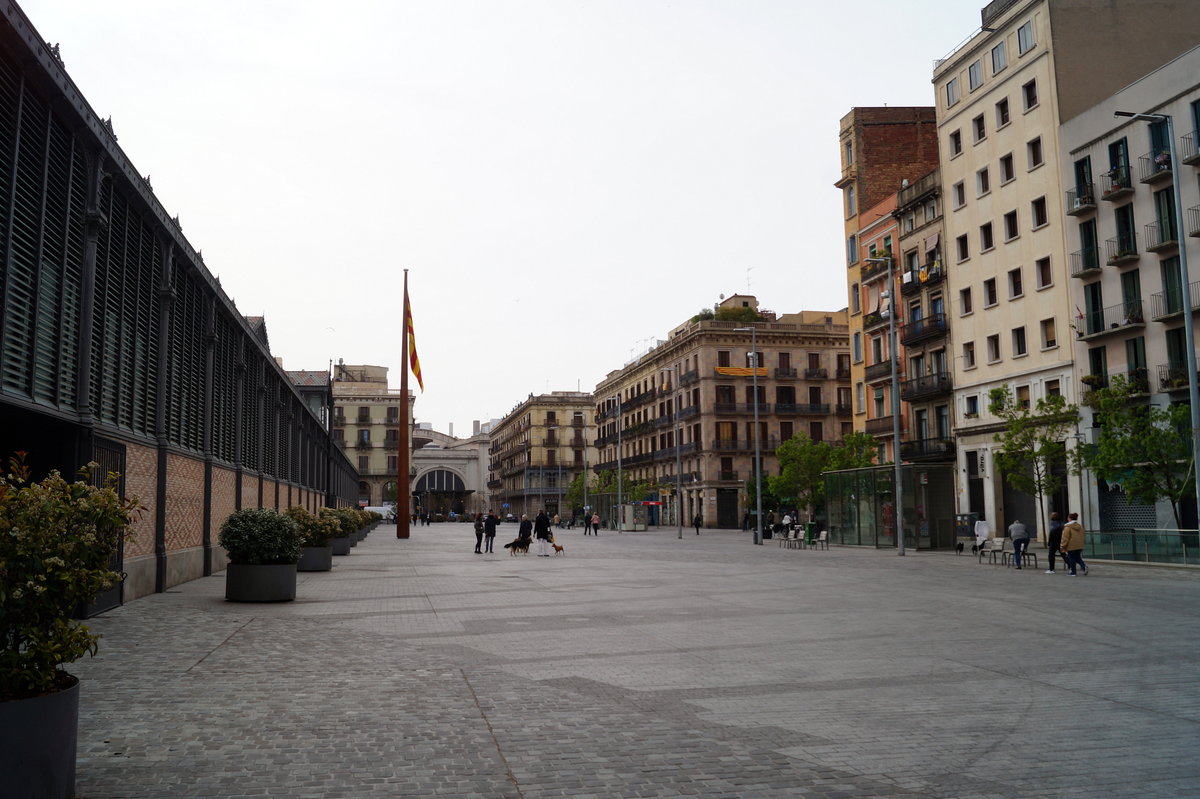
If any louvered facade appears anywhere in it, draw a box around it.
[0,3,357,603]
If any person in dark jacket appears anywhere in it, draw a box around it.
[1045,511,1065,573]
[483,511,499,553]
[472,513,484,554]
[693,514,702,535]
[534,510,552,557]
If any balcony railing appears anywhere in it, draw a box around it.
[713,402,771,415]
[864,359,900,383]
[1145,221,1178,252]
[1138,151,1173,183]
[775,402,831,415]
[1066,184,1096,216]
[1158,363,1200,393]
[774,367,797,379]
[679,368,700,386]
[901,313,948,346]
[1150,280,1200,320]
[900,262,946,297]
[1101,166,1134,200]
[864,416,901,436]
[836,366,852,380]
[716,470,739,482]
[900,438,955,460]
[835,402,853,416]
[803,367,828,379]
[713,437,779,452]
[900,372,952,401]
[1070,246,1101,278]
[1188,206,1200,238]
[1077,299,1145,339]
[860,253,892,279]
[1104,233,1138,265]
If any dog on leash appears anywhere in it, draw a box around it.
[552,542,565,556]
[504,538,530,555]
[955,541,964,554]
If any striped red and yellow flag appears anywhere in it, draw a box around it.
[405,289,424,391]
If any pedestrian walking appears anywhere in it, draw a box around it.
[583,513,592,535]
[472,513,484,554]
[693,513,702,535]
[590,512,600,535]
[742,512,750,532]
[483,510,498,553]
[1061,512,1088,576]
[534,510,553,556]
[1045,511,1065,573]
[1008,518,1030,569]
[553,513,561,529]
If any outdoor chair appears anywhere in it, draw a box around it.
[1003,544,1039,569]
[810,530,829,550]
[778,527,798,548]
[978,538,1005,564]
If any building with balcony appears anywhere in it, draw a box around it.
[1060,44,1200,530]
[411,422,493,519]
[487,392,597,520]
[838,107,940,437]
[331,363,410,506]
[594,295,849,530]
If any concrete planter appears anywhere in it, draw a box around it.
[0,674,79,798]
[297,546,333,572]
[225,563,297,602]
[331,536,352,556]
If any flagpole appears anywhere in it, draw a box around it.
[397,269,411,539]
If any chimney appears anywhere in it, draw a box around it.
[448,422,454,438]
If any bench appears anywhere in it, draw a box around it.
[1003,542,1039,569]
[977,538,1006,564]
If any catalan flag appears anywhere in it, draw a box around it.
[405,287,424,391]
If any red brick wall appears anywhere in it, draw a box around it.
[855,107,939,213]
[211,465,237,542]
[241,473,259,509]
[123,441,158,558]
[164,452,204,550]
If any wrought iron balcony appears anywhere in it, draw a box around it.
[775,402,830,415]
[901,313,948,346]
[1188,205,1200,238]
[835,402,853,416]
[713,402,770,415]
[900,372,952,401]
[864,359,900,383]
[1076,300,1145,340]
[862,310,891,332]
[836,366,852,380]
[1138,151,1173,184]
[774,367,797,379]
[1104,233,1138,266]
[1070,246,1101,278]
[1183,131,1200,165]
[1158,363,1200,393]
[860,253,892,279]
[864,416,901,436]
[1066,184,1096,216]
[1126,367,1150,394]
[1150,281,1200,320]
[679,368,700,386]
[1101,166,1134,200]
[1145,221,1178,253]
[803,367,828,379]
[713,437,779,452]
[900,437,955,460]
[716,470,739,482]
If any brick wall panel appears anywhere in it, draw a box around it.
[164,452,204,550]
[211,465,238,543]
[123,442,158,558]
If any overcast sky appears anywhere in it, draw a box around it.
[24,0,980,435]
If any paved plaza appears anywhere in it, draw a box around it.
[73,525,1200,798]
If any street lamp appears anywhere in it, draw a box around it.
[733,326,763,545]
[1114,110,1200,530]
[672,364,684,539]
[865,256,905,556]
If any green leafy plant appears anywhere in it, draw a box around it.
[283,506,339,547]
[770,430,876,520]
[218,509,302,565]
[0,453,141,700]
[319,507,358,537]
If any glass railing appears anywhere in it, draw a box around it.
[1083,529,1200,565]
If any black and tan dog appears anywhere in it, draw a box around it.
[504,537,531,556]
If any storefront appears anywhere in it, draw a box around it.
[824,464,957,549]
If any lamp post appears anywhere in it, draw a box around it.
[1114,110,1200,528]
[672,364,684,539]
[733,326,763,545]
[865,256,905,555]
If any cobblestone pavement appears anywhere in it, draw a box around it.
[73,525,1200,798]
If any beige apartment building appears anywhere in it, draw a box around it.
[487,392,597,520]
[593,295,850,529]
[934,0,1200,533]
[330,363,409,507]
[1060,45,1200,530]
[854,196,902,463]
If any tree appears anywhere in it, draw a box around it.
[1078,374,1194,527]
[769,431,877,520]
[988,386,1079,544]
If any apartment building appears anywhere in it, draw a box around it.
[934,0,1200,532]
[594,296,850,529]
[1060,45,1200,530]
[838,107,939,434]
[331,363,409,506]
[487,392,597,520]
[854,197,903,463]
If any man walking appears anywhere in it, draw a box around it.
[1008,518,1030,569]
[1045,511,1065,573]
[583,513,592,535]
[1061,512,1088,576]
[472,513,484,554]
[483,510,499,553]
[534,510,553,556]
[693,513,702,535]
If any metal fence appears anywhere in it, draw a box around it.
[1083,529,1200,566]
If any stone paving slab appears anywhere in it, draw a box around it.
[71,525,1200,798]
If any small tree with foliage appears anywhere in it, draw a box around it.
[1078,373,1194,527]
[770,431,876,521]
[988,386,1079,544]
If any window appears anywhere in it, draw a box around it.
[357,429,370,444]
[1036,257,1052,289]
[852,332,862,363]
[980,222,995,251]
[387,455,398,472]
[718,350,731,367]
[949,129,963,156]
[991,41,1007,73]
[1000,153,1015,183]
[987,334,1001,362]
[855,382,865,413]
[924,199,937,223]
[963,342,976,369]
[873,387,885,417]
[809,422,823,442]
[844,140,853,166]
[1009,268,1023,298]
[358,455,369,471]
[1046,379,1061,397]
[1004,210,1019,240]
[845,184,856,217]
[965,394,980,417]
[1041,318,1057,349]
[973,114,986,142]
[1016,385,1031,408]
[960,287,973,315]
[1022,79,1039,111]
[851,283,860,314]
[1012,327,1027,357]
[956,234,969,262]
[953,181,966,208]
[847,234,858,265]
[1031,196,1048,228]
[1028,137,1043,169]
[977,167,990,196]
[984,278,998,307]
[1017,20,1035,54]
[946,77,960,106]
[1154,187,1178,242]
[903,211,916,234]
[1115,203,1136,252]
[969,59,983,91]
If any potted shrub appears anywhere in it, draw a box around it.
[285,507,337,572]
[219,508,302,601]
[320,507,355,555]
[0,454,140,798]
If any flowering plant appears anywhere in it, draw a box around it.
[0,453,141,700]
